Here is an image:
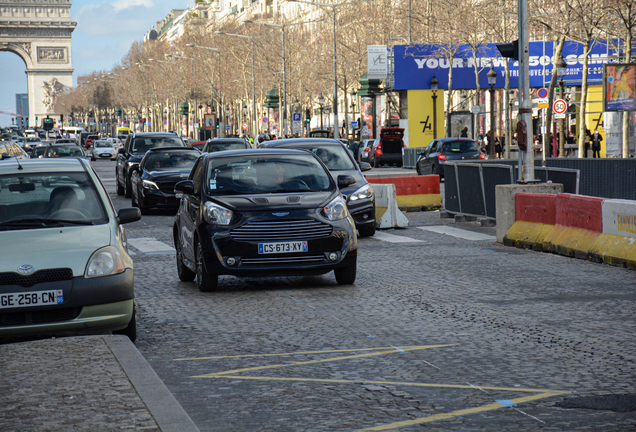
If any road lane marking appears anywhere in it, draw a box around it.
[192,345,454,378]
[371,231,426,244]
[418,226,496,241]
[127,237,175,254]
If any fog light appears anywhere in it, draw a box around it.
[363,214,369,219]
[226,257,237,266]
[328,252,338,261]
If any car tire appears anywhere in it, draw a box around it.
[373,158,379,168]
[114,305,137,342]
[416,164,423,175]
[432,164,437,175]
[334,265,356,285]
[176,238,196,282]
[358,224,376,237]
[196,239,218,292]
[124,176,132,198]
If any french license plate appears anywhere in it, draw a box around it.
[0,290,63,309]
[258,241,308,254]
[100,153,111,157]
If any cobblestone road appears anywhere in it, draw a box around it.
[105,162,636,430]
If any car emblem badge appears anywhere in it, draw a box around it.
[17,264,34,275]
[272,212,289,217]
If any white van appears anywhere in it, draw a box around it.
[60,127,86,140]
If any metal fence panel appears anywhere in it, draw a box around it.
[456,164,485,216]
[444,164,460,213]
[481,164,515,218]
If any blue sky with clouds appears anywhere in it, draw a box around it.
[0,0,191,126]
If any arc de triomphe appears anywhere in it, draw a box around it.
[0,0,75,127]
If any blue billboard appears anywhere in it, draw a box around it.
[393,40,633,90]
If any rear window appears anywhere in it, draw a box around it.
[132,137,184,154]
[203,141,249,153]
[144,151,199,170]
[442,140,480,153]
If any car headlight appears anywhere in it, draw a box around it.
[349,184,374,202]
[127,161,136,167]
[142,179,159,190]
[85,246,125,278]
[322,196,348,221]
[204,201,233,225]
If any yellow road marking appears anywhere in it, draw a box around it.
[194,345,454,378]
[192,374,567,394]
[175,345,454,361]
[354,391,572,431]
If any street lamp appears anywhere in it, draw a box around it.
[215,31,268,140]
[243,18,318,137]
[185,44,222,137]
[430,74,439,139]
[318,93,325,129]
[487,66,497,158]
[556,53,567,158]
[350,90,357,139]
[289,0,370,140]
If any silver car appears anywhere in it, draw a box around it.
[0,159,141,341]
[91,139,118,161]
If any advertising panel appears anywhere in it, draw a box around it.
[407,90,445,147]
[361,97,374,140]
[367,45,388,80]
[394,40,634,90]
[603,64,636,111]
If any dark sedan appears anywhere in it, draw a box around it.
[131,147,200,213]
[416,138,484,178]
[173,149,358,292]
[202,138,251,153]
[258,138,376,237]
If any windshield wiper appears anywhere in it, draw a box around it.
[0,218,94,227]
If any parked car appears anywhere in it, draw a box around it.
[116,132,185,198]
[259,138,376,237]
[130,147,200,213]
[0,158,141,341]
[370,128,407,167]
[91,139,118,161]
[415,138,485,178]
[173,148,358,291]
[202,138,251,153]
[359,139,375,163]
[0,141,29,161]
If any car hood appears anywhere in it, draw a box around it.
[144,169,192,182]
[0,224,112,277]
[211,191,335,211]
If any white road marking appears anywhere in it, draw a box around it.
[127,238,175,254]
[417,226,496,241]
[372,231,426,244]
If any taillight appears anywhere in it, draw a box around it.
[375,146,383,156]
[438,153,447,161]
[479,152,486,159]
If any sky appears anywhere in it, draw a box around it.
[0,0,192,127]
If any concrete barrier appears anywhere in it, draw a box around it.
[372,183,409,229]
[367,175,442,211]
[503,193,556,251]
[590,199,636,269]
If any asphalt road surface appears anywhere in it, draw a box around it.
[92,159,635,431]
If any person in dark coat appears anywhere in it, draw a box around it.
[592,128,603,158]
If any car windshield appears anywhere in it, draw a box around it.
[46,146,84,157]
[203,141,248,153]
[144,151,199,171]
[205,154,333,195]
[308,145,356,170]
[443,140,480,153]
[0,172,107,228]
[132,137,184,154]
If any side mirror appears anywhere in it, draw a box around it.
[174,180,194,195]
[359,161,372,172]
[337,174,356,188]
[117,207,141,224]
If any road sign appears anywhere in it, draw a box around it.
[538,103,549,109]
[351,121,359,129]
[537,88,548,99]
[292,112,301,122]
[262,117,268,123]
[471,105,481,114]
[242,122,248,130]
[554,113,566,119]
[226,124,230,131]
[553,99,567,114]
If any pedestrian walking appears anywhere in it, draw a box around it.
[495,136,502,159]
[592,128,603,158]
[460,126,468,137]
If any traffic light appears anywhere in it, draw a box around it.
[305,108,311,123]
[216,118,220,129]
[142,118,147,125]
[496,40,519,61]
[42,117,54,131]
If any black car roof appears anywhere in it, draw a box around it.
[204,148,313,158]
[132,132,180,137]
[260,138,342,147]
[435,137,478,142]
[147,146,198,152]
[205,138,247,143]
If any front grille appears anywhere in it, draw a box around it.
[0,268,73,288]
[0,307,81,327]
[240,255,326,267]
[231,219,332,241]
[158,181,178,194]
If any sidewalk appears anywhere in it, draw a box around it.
[0,335,198,432]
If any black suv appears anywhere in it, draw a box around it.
[116,132,185,197]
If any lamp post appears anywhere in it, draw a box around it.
[350,90,356,140]
[318,93,325,129]
[487,66,497,159]
[185,44,222,137]
[244,18,317,137]
[430,74,439,139]
[556,54,567,158]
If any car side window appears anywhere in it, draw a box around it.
[427,142,438,154]
[191,158,203,195]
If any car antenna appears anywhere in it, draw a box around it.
[16,157,23,170]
